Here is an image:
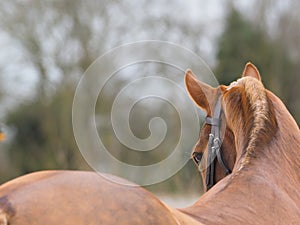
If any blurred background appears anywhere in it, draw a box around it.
[0,0,299,207]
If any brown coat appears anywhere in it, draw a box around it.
[0,171,201,225]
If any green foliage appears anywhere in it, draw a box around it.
[215,8,272,85]
[215,8,300,123]
[4,84,89,182]
[0,1,205,193]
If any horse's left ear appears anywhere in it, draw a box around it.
[185,69,217,116]
[242,62,261,81]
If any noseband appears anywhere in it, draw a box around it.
[205,96,231,190]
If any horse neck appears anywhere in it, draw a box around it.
[232,91,300,185]
[180,94,300,224]
[261,95,300,178]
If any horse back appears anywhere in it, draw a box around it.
[0,171,180,225]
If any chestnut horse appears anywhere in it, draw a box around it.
[0,63,299,225]
[183,62,300,224]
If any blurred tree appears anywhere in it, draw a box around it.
[4,83,90,180]
[0,0,205,194]
[215,8,274,85]
[214,7,299,123]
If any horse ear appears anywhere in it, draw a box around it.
[242,62,261,81]
[185,69,216,115]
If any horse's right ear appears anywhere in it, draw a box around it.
[242,62,261,81]
[185,69,217,115]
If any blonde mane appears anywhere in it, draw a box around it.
[228,77,278,166]
[243,77,269,151]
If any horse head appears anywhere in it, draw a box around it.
[185,62,273,191]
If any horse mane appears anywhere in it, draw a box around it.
[224,77,278,167]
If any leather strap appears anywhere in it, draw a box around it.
[205,97,231,190]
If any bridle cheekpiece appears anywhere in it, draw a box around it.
[205,96,231,190]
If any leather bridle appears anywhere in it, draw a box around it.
[205,96,231,190]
